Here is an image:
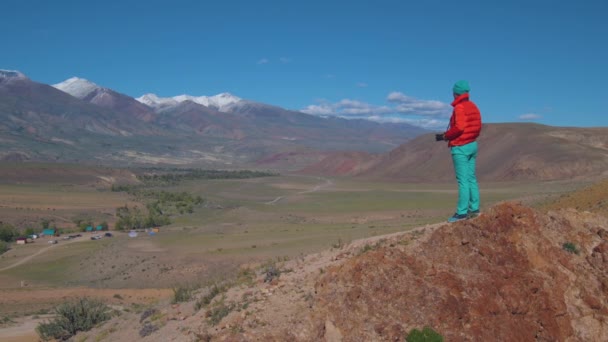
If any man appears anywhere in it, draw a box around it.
[436,80,482,222]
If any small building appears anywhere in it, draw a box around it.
[16,237,28,245]
[152,227,160,233]
[96,225,103,231]
[86,226,93,232]
[42,228,56,237]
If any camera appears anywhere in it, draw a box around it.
[435,133,445,141]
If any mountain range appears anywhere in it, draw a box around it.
[2,69,608,182]
[0,69,426,168]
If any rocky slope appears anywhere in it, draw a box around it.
[78,201,608,341]
[304,123,608,182]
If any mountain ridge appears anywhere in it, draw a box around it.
[0,69,427,168]
[302,123,608,182]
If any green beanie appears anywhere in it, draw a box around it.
[453,80,470,95]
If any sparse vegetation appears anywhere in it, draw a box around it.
[360,243,374,254]
[172,285,194,303]
[112,169,277,192]
[206,301,234,326]
[136,169,278,187]
[406,326,444,342]
[562,242,580,255]
[195,284,227,311]
[114,190,204,230]
[263,265,281,283]
[35,298,111,341]
[1,315,15,325]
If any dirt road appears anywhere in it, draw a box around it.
[0,236,87,272]
[266,176,333,204]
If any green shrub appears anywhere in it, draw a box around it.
[172,286,193,304]
[36,298,111,341]
[195,285,226,311]
[562,242,580,255]
[0,241,9,255]
[0,223,18,242]
[207,302,233,325]
[406,326,444,342]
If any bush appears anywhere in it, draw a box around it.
[0,223,18,242]
[0,241,9,255]
[264,265,280,283]
[406,326,444,342]
[194,285,225,311]
[562,242,580,255]
[35,298,111,341]
[206,302,233,326]
[172,286,193,304]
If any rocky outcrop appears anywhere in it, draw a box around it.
[312,203,608,341]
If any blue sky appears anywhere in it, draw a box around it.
[2,0,606,128]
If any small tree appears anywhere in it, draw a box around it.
[36,298,111,341]
[0,241,9,255]
[0,223,18,242]
[79,221,92,232]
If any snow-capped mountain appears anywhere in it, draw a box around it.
[0,69,29,83]
[53,76,157,122]
[52,77,101,99]
[137,92,242,112]
[136,93,179,109]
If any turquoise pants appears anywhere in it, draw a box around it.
[451,141,480,215]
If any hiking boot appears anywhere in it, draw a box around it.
[447,213,468,223]
[467,210,480,218]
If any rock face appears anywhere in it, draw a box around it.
[312,203,608,341]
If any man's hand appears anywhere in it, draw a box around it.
[435,133,445,141]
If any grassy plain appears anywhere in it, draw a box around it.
[0,168,588,319]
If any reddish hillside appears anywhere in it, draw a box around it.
[305,123,608,181]
[299,151,382,176]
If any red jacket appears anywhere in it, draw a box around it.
[444,93,482,147]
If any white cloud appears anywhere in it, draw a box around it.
[301,100,391,117]
[356,82,368,88]
[257,58,269,65]
[387,91,451,117]
[301,91,452,129]
[300,104,334,116]
[519,113,542,120]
